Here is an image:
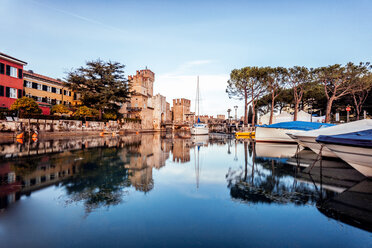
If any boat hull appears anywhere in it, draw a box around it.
[295,136,337,157]
[255,127,303,143]
[191,127,209,135]
[325,144,372,177]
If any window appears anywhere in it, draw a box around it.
[0,85,4,96]
[18,69,23,79]
[10,67,17,78]
[25,80,32,88]
[37,97,42,102]
[18,89,22,98]
[37,84,42,90]
[9,88,17,99]
[47,86,51,92]
[0,63,4,74]
[64,90,67,95]
[42,85,48,91]
[52,87,56,93]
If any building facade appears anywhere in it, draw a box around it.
[120,69,155,129]
[172,98,191,124]
[0,53,27,110]
[23,70,77,115]
[152,93,167,130]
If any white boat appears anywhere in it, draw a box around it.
[191,76,209,136]
[255,121,333,143]
[317,129,372,177]
[191,124,209,135]
[290,119,372,157]
[255,126,304,143]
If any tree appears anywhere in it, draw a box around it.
[351,73,372,120]
[246,67,267,127]
[227,67,267,127]
[266,67,288,124]
[288,66,311,121]
[314,62,370,123]
[65,59,132,119]
[10,97,42,116]
[227,69,249,125]
[73,106,97,121]
[51,104,70,115]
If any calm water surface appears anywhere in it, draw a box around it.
[0,133,371,248]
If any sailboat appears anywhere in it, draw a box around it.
[191,76,209,135]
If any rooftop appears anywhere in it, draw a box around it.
[0,52,27,66]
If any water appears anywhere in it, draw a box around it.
[0,134,371,247]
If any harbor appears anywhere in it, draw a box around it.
[1,0,372,247]
[0,133,371,247]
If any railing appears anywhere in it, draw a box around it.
[126,107,142,112]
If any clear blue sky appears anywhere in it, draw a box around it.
[1,0,371,116]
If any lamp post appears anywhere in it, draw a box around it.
[227,109,231,123]
[234,106,238,121]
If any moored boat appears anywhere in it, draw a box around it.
[191,76,209,136]
[255,121,333,143]
[290,119,372,157]
[316,129,372,177]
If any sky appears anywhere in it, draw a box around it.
[0,0,371,117]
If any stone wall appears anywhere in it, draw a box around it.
[0,119,141,133]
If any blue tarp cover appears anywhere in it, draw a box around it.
[316,129,372,148]
[257,121,334,131]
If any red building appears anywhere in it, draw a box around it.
[0,52,27,109]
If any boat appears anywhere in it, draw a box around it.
[316,129,372,177]
[191,76,209,135]
[290,119,372,157]
[255,121,333,143]
[235,131,255,139]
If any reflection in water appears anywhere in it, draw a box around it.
[226,140,372,232]
[0,134,371,247]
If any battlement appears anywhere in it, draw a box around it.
[128,69,155,81]
[173,98,191,106]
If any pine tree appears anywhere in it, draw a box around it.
[65,59,131,119]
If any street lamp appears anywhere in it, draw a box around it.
[234,106,238,121]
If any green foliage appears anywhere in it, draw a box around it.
[51,104,70,115]
[10,97,42,115]
[103,112,117,120]
[73,106,97,118]
[65,59,132,117]
[226,67,267,125]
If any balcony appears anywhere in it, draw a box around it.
[127,107,142,112]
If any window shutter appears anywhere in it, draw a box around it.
[32,82,37,89]
[0,63,4,74]
[18,89,22,98]
[52,87,56,93]
[6,65,11,76]
[18,69,23,79]
[0,85,4,96]
[42,85,47,91]
[6,87,10,97]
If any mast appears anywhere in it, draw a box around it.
[197,76,200,122]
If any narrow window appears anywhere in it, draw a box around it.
[0,85,4,96]
[18,89,22,98]
[6,65,10,76]
[18,69,23,79]
[10,67,17,78]
[9,88,17,99]
[0,63,4,74]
